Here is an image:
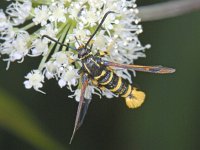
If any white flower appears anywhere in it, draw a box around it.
[103,12,117,31]
[33,5,50,26]
[58,66,79,89]
[80,8,100,27]
[52,51,69,67]
[10,31,30,60]
[6,1,32,25]
[24,70,45,94]
[30,38,48,56]
[68,2,82,20]
[87,0,106,9]
[93,30,109,51]
[70,26,91,43]
[44,61,58,80]
[69,89,81,102]
[0,10,9,32]
[49,2,67,23]
[39,24,58,42]
[1,30,30,69]
[0,10,15,40]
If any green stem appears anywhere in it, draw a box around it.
[38,43,54,70]
[31,0,52,5]
[21,22,35,31]
[54,24,70,53]
[138,0,200,22]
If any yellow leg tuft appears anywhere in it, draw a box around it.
[125,88,146,109]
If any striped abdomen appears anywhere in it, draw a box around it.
[94,69,146,108]
[94,69,130,97]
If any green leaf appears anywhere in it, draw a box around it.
[0,88,66,150]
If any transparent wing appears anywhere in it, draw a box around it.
[104,61,175,74]
[70,74,90,144]
[77,98,91,130]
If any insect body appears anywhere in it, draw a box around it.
[80,50,145,109]
[69,43,175,143]
[42,11,175,144]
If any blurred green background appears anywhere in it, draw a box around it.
[0,0,200,150]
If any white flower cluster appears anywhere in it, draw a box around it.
[0,0,149,100]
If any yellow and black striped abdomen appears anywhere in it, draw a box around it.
[94,69,146,109]
[97,70,129,95]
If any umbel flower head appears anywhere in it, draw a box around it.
[0,0,150,99]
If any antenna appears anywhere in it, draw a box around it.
[74,36,81,47]
[85,11,115,48]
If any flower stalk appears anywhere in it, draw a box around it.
[139,0,200,22]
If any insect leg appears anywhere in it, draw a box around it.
[42,35,76,50]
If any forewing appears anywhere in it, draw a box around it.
[104,61,175,74]
[78,98,91,128]
[70,74,89,144]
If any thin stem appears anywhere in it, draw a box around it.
[21,22,35,31]
[31,0,52,5]
[38,22,76,70]
[138,0,200,22]
[54,24,70,53]
[37,22,68,70]
[38,43,54,70]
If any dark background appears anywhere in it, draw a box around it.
[0,0,200,150]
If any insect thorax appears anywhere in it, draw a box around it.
[82,55,105,77]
